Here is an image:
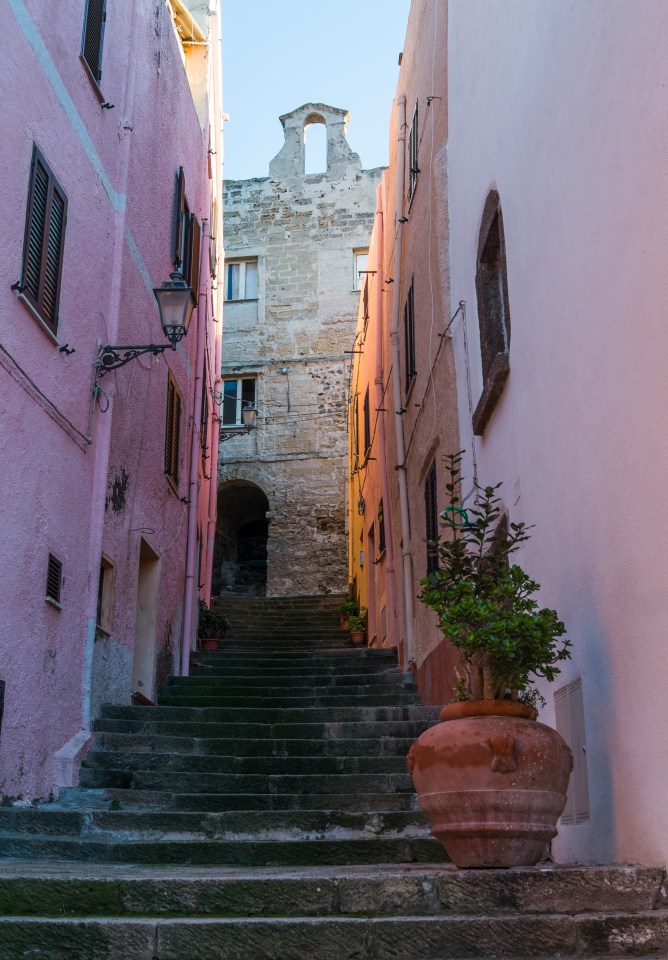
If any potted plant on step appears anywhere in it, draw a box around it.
[406,451,573,868]
[197,601,228,651]
[338,597,360,630]
[345,607,368,645]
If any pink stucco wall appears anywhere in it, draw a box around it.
[0,0,221,799]
[446,0,668,865]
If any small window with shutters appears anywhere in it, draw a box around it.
[164,373,182,488]
[378,499,386,555]
[18,146,67,336]
[80,0,107,90]
[46,553,63,607]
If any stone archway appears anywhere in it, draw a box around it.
[213,481,270,596]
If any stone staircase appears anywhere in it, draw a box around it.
[0,595,667,957]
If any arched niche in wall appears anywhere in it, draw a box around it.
[214,480,270,596]
[472,189,511,435]
[304,112,327,174]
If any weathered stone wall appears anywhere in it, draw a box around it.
[220,103,383,596]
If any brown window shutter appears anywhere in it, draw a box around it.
[189,215,201,303]
[165,373,182,485]
[21,146,67,335]
[174,167,186,270]
[81,0,107,84]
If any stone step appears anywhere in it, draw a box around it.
[0,808,430,841]
[56,789,420,812]
[174,671,412,687]
[92,718,437,741]
[84,751,408,775]
[0,863,661,918]
[157,691,419,709]
[0,834,446,867]
[98,704,439,724]
[78,768,415,794]
[192,647,397,664]
[1,907,668,960]
[91,732,416,757]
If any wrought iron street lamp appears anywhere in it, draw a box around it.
[220,403,257,442]
[96,273,194,377]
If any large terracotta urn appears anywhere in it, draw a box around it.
[407,700,573,868]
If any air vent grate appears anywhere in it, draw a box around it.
[46,553,62,604]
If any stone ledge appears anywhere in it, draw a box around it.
[472,352,510,435]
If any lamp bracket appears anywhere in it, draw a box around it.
[220,427,251,443]
[96,343,175,377]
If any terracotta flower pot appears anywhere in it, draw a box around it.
[350,630,365,645]
[407,700,573,868]
[200,637,220,651]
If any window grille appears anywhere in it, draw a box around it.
[46,553,63,605]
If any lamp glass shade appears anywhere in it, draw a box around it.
[242,406,257,431]
[154,273,194,345]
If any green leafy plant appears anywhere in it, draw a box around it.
[345,607,367,632]
[338,598,360,618]
[197,601,228,639]
[420,452,570,707]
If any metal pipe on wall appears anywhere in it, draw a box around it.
[388,93,416,667]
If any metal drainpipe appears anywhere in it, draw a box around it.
[373,182,398,649]
[181,229,209,677]
[81,0,140,729]
[388,93,416,667]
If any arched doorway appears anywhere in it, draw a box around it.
[213,481,269,596]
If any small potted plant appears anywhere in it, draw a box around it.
[407,452,573,868]
[345,607,367,645]
[197,600,228,651]
[338,597,359,630]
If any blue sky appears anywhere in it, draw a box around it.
[221,1,412,181]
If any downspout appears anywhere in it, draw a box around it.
[181,229,209,677]
[373,183,398,649]
[389,93,416,667]
[203,2,224,602]
[81,0,140,729]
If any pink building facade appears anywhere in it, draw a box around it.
[352,0,668,868]
[0,0,223,800]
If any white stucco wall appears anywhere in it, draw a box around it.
[447,0,668,864]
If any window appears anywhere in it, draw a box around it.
[173,167,201,304]
[353,249,369,291]
[404,279,416,393]
[378,499,386,555]
[225,259,258,301]
[18,146,67,335]
[472,191,511,435]
[46,553,63,606]
[165,373,182,485]
[81,0,107,87]
[96,556,114,634]
[424,462,438,575]
[222,377,257,427]
[408,101,419,199]
[363,387,371,456]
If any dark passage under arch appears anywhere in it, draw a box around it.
[213,481,269,596]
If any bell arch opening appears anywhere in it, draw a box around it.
[213,481,269,596]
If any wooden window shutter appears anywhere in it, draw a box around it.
[165,374,181,484]
[404,280,416,393]
[363,387,371,455]
[173,167,187,270]
[21,146,67,334]
[81,0,107,84]
[189,214,201,303]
